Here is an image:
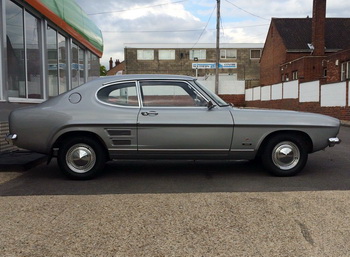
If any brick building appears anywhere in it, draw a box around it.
[107,58,125,76]
[260,0,350,86]
[124,43,263,88]
[246,0,350,121]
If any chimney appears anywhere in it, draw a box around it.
[115,59,120,66]
[312,0,326,55]
[109,57,113,70]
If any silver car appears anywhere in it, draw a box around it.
[6,75,341,179]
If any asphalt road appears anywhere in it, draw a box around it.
[0,126,349,256]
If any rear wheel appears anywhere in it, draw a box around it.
[261,134,308,176]
[57,137,106,179]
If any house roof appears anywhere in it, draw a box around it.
[107,61,125,76]
[273,18,350,51]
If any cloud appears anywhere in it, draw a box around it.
[74,0,350,68]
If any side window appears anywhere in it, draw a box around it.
[97,82,138,106]
[140,81,208,107]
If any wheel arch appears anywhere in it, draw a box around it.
[52,131,110,161]
[256,130,313,158]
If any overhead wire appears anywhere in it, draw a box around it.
[192,4,216,49]
[224,0,270,21]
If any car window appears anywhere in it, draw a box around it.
[97,82,139,106]
[140,81,208,107]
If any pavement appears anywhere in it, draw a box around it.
[0,150,47,172]
[0,126,349,256]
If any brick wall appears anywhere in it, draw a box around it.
[220,94,245,107]
[124,47,261,81]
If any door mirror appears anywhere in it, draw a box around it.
[207,101,216,110]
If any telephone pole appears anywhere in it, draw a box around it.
[215,0,220,94]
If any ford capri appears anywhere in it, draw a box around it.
[6,75,341,179]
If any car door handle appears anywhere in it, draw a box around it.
[141,111,158,116]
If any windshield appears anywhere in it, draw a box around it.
[194,80,229,107]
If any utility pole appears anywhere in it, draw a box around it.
[215,0,220,94]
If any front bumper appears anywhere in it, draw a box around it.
[5,134,17,145]
[328,137,341,147]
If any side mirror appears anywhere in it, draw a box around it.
[207,101,216,110]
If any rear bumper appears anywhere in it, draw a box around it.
[5,134,17,145]
[328,137,341,147]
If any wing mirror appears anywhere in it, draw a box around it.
[207,101,216,110]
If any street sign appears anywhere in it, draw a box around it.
[192,62,237,69]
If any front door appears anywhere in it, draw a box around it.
[137,80,233,158]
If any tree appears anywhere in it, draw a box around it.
[100,65,107,76]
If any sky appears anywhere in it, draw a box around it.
[74,0,350,68]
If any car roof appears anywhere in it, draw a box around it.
[90,74,195,85]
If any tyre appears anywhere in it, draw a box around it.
[261,134,308,177]
[57,137,106,180]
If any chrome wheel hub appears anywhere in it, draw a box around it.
[272,141,300,170]
[66,144,96,173]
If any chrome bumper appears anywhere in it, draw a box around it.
[5,133,17,145]
[328,137,341,147]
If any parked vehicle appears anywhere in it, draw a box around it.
[6,75,341,179]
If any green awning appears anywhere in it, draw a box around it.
[39,0,103,54]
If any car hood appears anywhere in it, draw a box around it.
[231,107,341,128]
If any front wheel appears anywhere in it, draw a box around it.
[57,137,106,180]
[261,134,308,177]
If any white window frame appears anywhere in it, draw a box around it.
[220,49,237,59]
[159,50,175,60]
[190,50,206,60]
[137,50,154,60]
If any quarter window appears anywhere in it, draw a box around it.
[97,82,139,106]
[140,81,207,107]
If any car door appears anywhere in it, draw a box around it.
[96,81,140,159]
[137,80,234,158]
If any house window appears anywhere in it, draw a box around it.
[340,61,350,81]
[137,50,154,60]
[159,50,175,60]
[292,70,298,80]
[250,49,261,59]
[220,49,237,59]
[190,50,206,60]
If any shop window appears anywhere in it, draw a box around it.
[220,49,237,59]
[190,50,206,60]
[72,43,79,88]
[6,0,43,99]
[88,52,99,81]
[79,47,85,85]
[250,49,261,59]
[159,50,175,60]
[137,50,154,60]
[6,0,26,98]
[47,26,59,97]
[58,33,68,93]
